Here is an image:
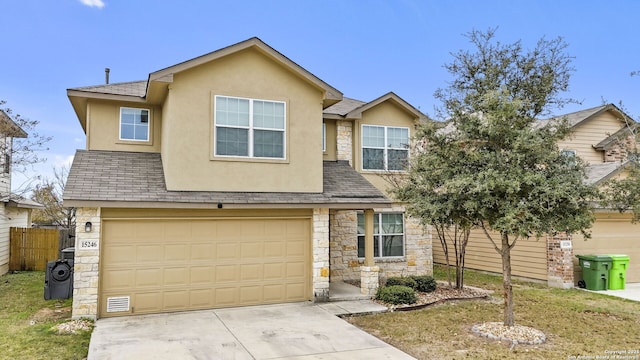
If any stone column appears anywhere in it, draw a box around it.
[72,207,101,319]
[336,120,353,165]
[547,232,574,289]
[360,266,380,296]
[312,208,330,302]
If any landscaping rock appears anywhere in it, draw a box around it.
[471,322,546,345]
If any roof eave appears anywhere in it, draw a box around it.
[63,199,392,210]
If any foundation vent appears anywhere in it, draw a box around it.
[106,296,130,313]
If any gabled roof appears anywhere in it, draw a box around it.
[4,194,44,209]
[0,110,28,138]
[323,97,366,118]
[538,103,634,129]
[68,37,344,131]
[63,150,391,209]
[323,92,428,122]
[594,123,638,150]
[584,161,634,185]
[147,37,342,106]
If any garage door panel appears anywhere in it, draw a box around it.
[190,289,214,307]
[215,287,238,306]
[136,268,162,287]
[190,266,214,284]
[216,243,238,260]
[264,242,285,257]
[101,218,311,317]
[240,264,262,281]
[165,244,189,261]
[264,263,284,280]
[103,269,133,289]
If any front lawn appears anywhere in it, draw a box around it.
[348,266,640,359]
[0,271,92,360]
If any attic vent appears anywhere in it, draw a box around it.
[106,296,130,313]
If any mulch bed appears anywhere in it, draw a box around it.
[377,283,492,311]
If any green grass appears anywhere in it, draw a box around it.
[348,265,640,359]
[0,271,92,360]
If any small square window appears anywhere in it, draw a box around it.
[120,108,150,142]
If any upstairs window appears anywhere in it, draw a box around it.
[357,212,405,258]
[120,107,150,141]
[362,125,409,170]
[215,96,285,159]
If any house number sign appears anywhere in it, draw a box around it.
[560,240,572,249]
[79,240,99,250]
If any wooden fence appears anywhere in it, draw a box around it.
[9,228,63,271]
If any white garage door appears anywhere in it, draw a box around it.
[100,218,311,317]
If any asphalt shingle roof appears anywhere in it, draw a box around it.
[63,150,391,207]
[584,162,625,185]
[323,97,366,116]
[70,81,147,97]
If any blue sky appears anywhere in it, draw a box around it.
[1,0,639,191]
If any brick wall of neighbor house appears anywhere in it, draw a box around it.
[336,120,353,164]
[604,134,635,162]
[72,207,101,320]
[312,208,330,301]
[329,208,432,284]
[547,233,574,289]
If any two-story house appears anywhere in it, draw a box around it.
[0,110,44,276]
[64,38,432,320]
[432,104,640,287]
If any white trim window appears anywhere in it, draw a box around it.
[214,95,285,159]
[322,122,326,152]
[357,212,405,258]
[120,107,150,141]
[362,125,409,170]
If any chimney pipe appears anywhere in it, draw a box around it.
[105,68,110,84]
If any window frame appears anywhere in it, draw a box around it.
[119,107,150,142]
[361,124,410,171]
[213,95,287,160]
[357,212,406,259]
[322,122,326,152]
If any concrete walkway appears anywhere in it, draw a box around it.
[88,301,414,360]
[584,282,640,302]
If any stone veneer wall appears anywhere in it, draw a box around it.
[312,208,330,301]
[72,207,101,319]
[336,120,353,164]
[329,208,432,284]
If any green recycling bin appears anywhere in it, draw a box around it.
[576,255,612,291]
[608,254,630,290]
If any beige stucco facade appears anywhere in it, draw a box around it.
[66,38,432,319]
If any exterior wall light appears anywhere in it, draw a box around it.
[85,222,92,232]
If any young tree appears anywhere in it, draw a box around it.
[398,29,596,326]
[0,101,51,175]
[31,166,75,229]
[393,121,474,289]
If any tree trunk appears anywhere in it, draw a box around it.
[500,232,515,326]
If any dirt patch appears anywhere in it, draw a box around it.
[29,307,72,325]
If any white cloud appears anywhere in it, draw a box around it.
[54,154,75,169]
[79,0,105,9]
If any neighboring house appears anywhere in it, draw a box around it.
[64,37,432,319]
[433,104,640,287]
[0,110,44,276]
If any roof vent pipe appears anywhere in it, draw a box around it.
[105,68,110,84]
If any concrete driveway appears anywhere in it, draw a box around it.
[88,302,415,359]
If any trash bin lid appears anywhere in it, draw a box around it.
[61,247,75,253]
[608,254,630,261]
[575,254,612,261]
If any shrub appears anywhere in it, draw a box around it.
[376,285,417,305]
[385,276,417,289]
[410,275,437,293]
